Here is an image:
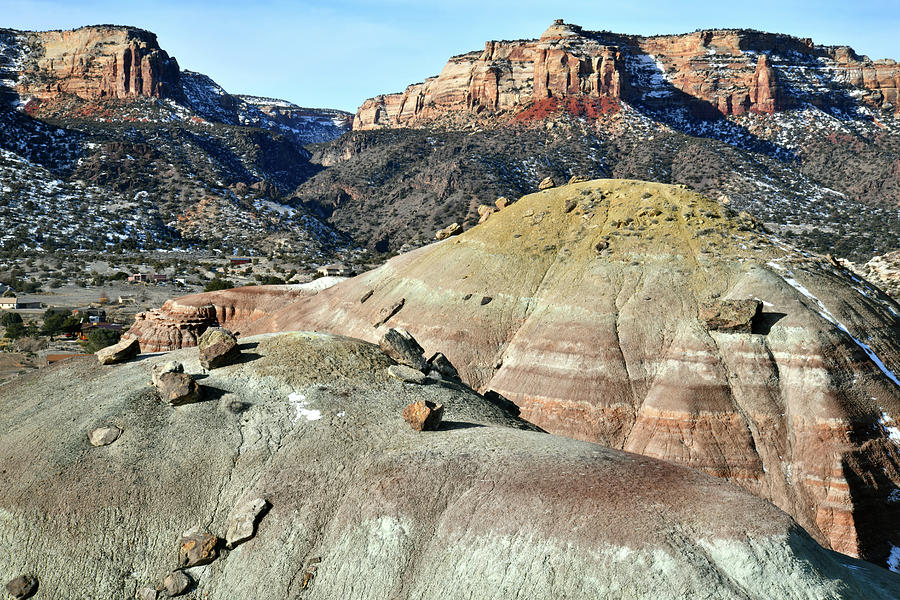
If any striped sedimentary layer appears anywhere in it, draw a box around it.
[237,179,900,566]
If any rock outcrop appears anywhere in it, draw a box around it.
[234,180,900,567]
[352,20,899,128]
[11,26,180,103]
[2,331,898,598]
[126,286,310,352]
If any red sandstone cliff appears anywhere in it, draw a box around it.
[9,25,180,104]
[353,20,899,128]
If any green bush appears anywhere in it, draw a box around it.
[83,329,121,353]
[204,278,235,292]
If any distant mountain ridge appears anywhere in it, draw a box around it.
[0,24,353,257]
[353,20,899,129]
[289,20,900,263]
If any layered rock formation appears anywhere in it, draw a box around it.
[353,20,899,128]
[2,331,898,598]
[10,26,180,103]
[194,180,900,566]
[127,285,311,352]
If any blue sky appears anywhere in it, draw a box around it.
[2,0,897,112]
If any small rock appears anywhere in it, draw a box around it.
[88,426,122,447]
[699,299,763,333]
[359,289,374,303]
[426,352,460,381]
[435,222,463,240]
[477,205,498,224]
[388,364,428,384]
[178,528,219,568]
[480,296,492,306]
[594,240,609,253]
[495,196,513,210]
[151,360,183,387]
[564,199,577,213]
[379,328,427,371]
[538,176,555,190]
[156,371,202,406]
[226,497,271,548]
[402,400,444,431]
[198,327,241,369]
[136,586,158,600]
[568,175,589,185]
[372,298,405,328]
[5,575,37,599]
[96,337,140,365]
[162,571,191,597]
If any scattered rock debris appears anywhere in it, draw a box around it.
[178,528,220,568]
[435,222,463,240]
[155,370,202,406]
[162,571,191,597]
[699,299,763,333]
[388,364,428,384]
[88,426,122,447]
[426,352,460,381]
[538,176,555,190]
[198,327,241,369]
[96,337,140,365]
[379,328,427,371]
[5,575,37,599]
[402,400,444,431]
[226,497,271,548]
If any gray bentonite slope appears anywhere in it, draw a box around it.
[1,332,898,599]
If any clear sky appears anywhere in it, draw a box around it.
[2,0,897,112]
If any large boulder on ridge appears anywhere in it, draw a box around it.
[2,331,898,598]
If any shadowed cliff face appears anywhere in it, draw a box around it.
[2,331,899,598]
[138,179,900,566]
[354,20,900,129]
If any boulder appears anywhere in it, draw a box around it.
[402,399,444,431]
[150,360,183,387]
[388,364,428,384]
[435,222,463,240]
[477,205,498,224]
[698,299,763,333]
[96,337,140,365]
[379,328,427,371]
[495,197,513,209]
[178,528,219,568]
[5,575,37,599]
[568,175,589,184]
[136,587,158,600]
[198,327,241,369]
[88,426,122,447]
[427,352,460,381]
[538,177,555,190]
[226,497,270,548]
[155,371,201,406]
[161,571,191,597]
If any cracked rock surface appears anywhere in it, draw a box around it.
[1,331,898,598]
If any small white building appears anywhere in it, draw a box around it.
[0,297,17,310]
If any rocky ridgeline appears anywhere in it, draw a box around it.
[170,179,900,568]
[3,328,899,598]
[354,20,899,129]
